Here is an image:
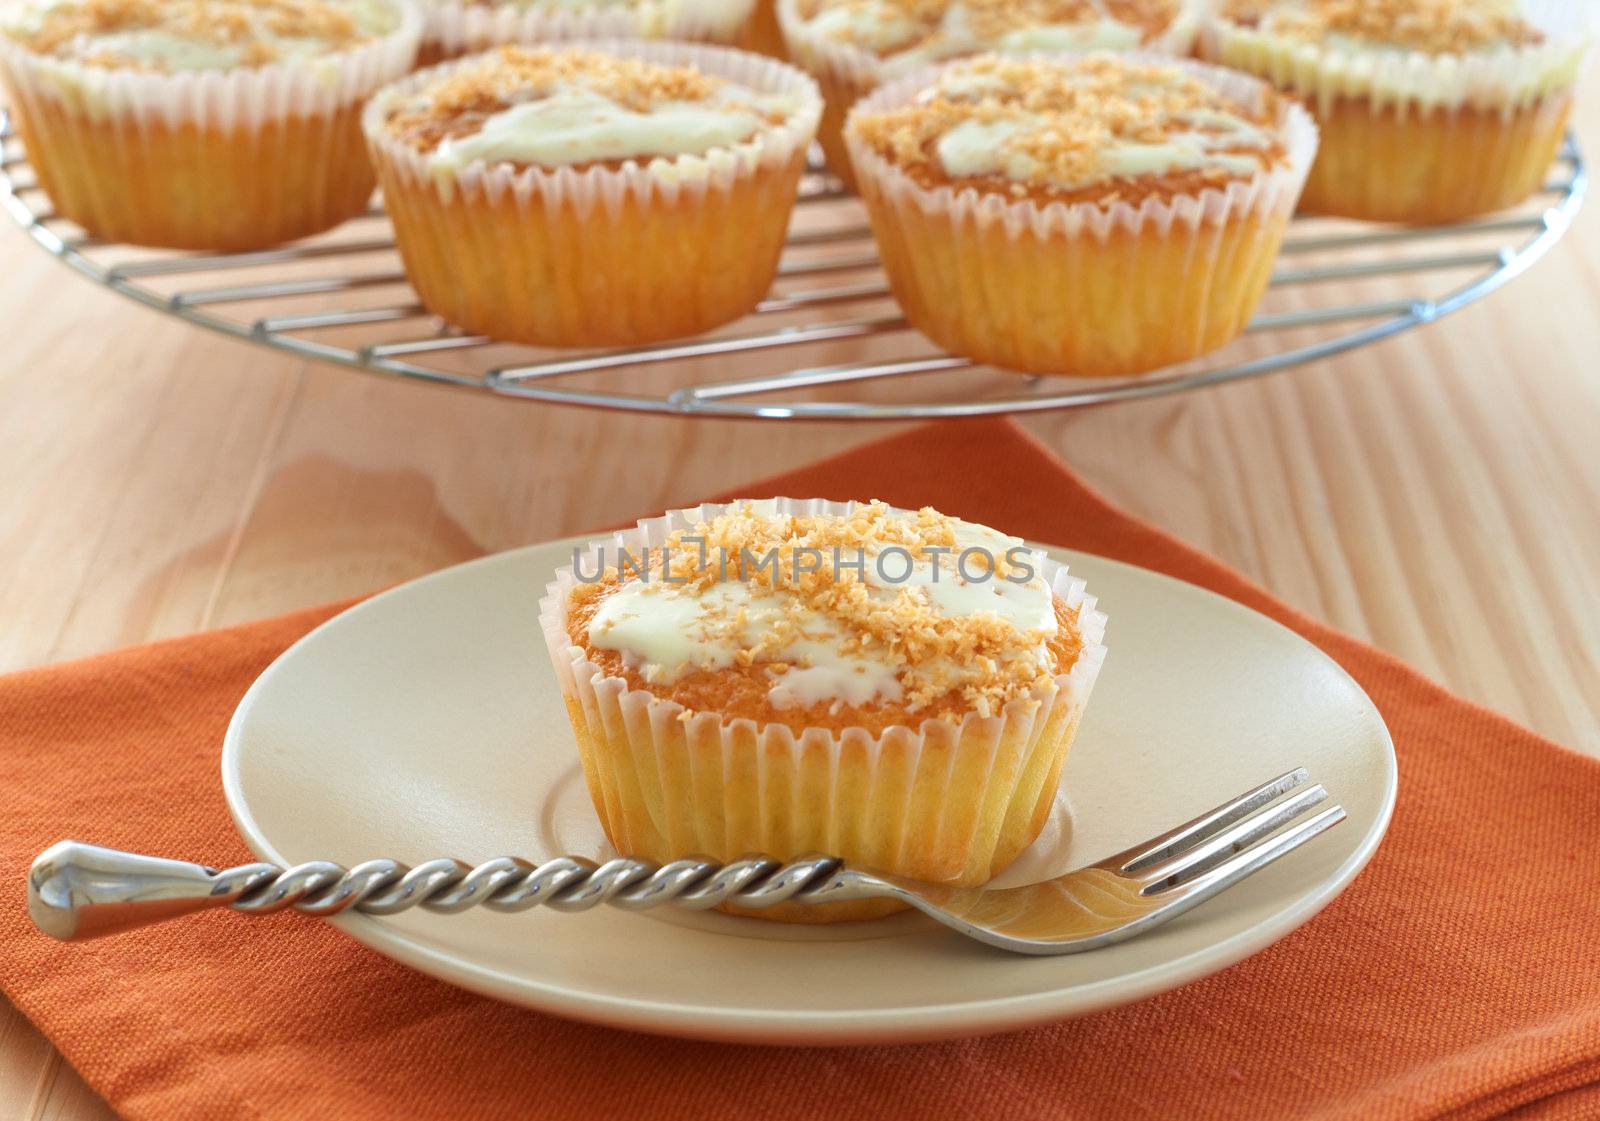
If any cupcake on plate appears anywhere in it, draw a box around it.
[1201,0,1592,223]
[0,0,420,251]
[539,498,1108,923]
[779,0,1199,187]
[415,0,761,68]
[364,43,820,347]
[844,52,1317,376]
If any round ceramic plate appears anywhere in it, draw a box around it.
[223,537,1396,1046]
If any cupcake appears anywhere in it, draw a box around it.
[539,498,1108,923]
[844,53,1318,376]
[0,0,420,251]
[364,43,820,347]
[1201,0,1592,224]
[415,0,761,69]
[778,0,1199,187]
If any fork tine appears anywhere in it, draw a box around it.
[1109,768,1309,874]
[1135,785,1330,891]
[1141,805,1347,916]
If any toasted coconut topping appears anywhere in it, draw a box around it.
[570,501,1081,717]
[796,0,1180,61]
[1220,0,1545,53]
[383,46,794,162]
[849,54,1286,200]
[3,0,391,69]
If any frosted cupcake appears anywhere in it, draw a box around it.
[845,53,1317,376]
[539,499,1107,923]
[364,43,820,346]
[1201,0,1592,223]
[0,0,419,251]
[779,0,1199,187]
[416,0,761,68]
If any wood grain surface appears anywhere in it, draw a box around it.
[2,96,1597,1121]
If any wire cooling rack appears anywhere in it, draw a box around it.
[0,114,1585,420]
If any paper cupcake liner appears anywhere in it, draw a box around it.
[1294,86,1573,223]
[418,0,759,63]
[777,0,1200,187]
[1199,0,1593,115]
[538,498,1109,924]
[843,54,1317,376]
[0,4,421,250]
[363,40,820,346]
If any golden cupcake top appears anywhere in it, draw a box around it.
[1,0,399,69]
[1216,0,1545,54]
[792,0,1185,71]
[381,46,801,169]
[848,53,1287,203]
[564,501,1083,730]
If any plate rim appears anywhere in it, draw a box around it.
[222,537,1397,1045]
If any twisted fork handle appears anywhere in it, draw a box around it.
[28,841,868,941]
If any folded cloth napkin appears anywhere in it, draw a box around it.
[3,418,1599,1121]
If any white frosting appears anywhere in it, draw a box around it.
[938,117,1038,178]
[584,516,1058,711]
[995,17,1142,52]
[807,0,920,50]
[3,0,398,68]
[929,80,1278,188]
[473,0,753,39]
[802,0,1156,75]
[501,0,640,8]
[1255,0,1533,54]
[434,85,788,169]
[424,80,794,169]
[589,579,905,708]
[87,27,246,68]
[864,520,1057,633]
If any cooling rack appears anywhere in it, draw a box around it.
[0,115,1584,421]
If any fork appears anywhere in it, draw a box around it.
[27,769,1343,955]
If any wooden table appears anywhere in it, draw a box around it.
[4,96,1599,1119]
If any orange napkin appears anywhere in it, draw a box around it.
[4,418,1600,1121]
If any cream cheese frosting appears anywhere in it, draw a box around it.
[850,53,1284,193]
[591,578,909,708]
[794,0,1183,75]
[433,84,790,170]
[2,0,398,68]
[577,502,1068,715]
[383,46,798,169]
[441,0,754,41]
[1219,0,1545,54]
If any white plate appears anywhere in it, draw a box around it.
[223,538,1395,1046]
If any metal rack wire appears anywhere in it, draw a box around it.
[0,113,1585,421]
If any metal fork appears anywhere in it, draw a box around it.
[27,769,1343,955]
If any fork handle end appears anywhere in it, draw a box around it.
[28,841,254,941]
